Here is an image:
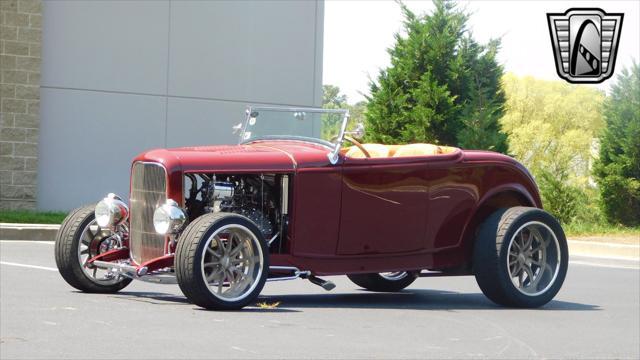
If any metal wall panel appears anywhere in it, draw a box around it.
[169,1,319,106]
[41,0,170,94]
[37,89,166,210]
[38,1,323,210]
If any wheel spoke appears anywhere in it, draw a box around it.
[523,265,534,285]
[230,267,244,285]
[509,261,518,270]
[233,255,260,266]
[220,235,231,254]
[203,261,219,268]
[206,268,222,282]
[206,246,222,259]
[518,270,524,287]
[530,258,543,267]
[81,231,93,246]
[523,232,533,250]
[243,273,254,286]
[512,263,522,277]
[229,238,246,257]
[531,242,543,253]
[211,235,222,253]
[226,269,235,284]
[537,264,552,291]
[532,263,546,288]
[512,239,521,251]
[520,231,528,248]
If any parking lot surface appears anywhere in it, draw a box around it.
[1,240,639,359]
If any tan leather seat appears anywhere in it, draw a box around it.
[344,143,457,158]
[393,143,441,157]
[345,143,390,158]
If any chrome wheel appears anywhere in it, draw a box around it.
[77,220,123,285]
[379,272,409,281]
[507,221,561,296]
[201,224,264,302]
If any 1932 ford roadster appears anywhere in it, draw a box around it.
[55,106,568,310]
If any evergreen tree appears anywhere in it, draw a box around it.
[594,62,640,226]
[457,38,508,151]
[365,0,507,152]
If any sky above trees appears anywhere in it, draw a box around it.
[323,0,640,103]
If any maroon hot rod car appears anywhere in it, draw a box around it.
[55,106,568,310]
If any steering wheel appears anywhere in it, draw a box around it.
[331,134,371,158]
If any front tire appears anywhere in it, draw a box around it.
[54,205,132,293]
[175,213,269,310]
[348,272,418,292]
[473,207,568,308]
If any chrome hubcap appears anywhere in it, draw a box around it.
[507,221,561,296]
[201,225,264,302]
[77,220,123,285]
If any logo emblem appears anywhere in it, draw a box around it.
[547,8,623,83]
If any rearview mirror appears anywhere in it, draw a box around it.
[345,123,365,139]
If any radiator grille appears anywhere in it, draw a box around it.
[130,162,167,264]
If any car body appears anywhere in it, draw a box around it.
[55,106,568,310]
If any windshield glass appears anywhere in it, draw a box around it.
[239,107,349,149]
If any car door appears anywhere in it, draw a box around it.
[337,157,429,255]
[423,163,478,251]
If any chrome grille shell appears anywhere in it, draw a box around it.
[129,162,167,264]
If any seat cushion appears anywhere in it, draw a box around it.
[393,143,441,157]
[344,143,457,158]
[345,144,390,158]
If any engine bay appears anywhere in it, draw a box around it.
[183,173,290,253]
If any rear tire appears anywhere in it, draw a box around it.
[175,213,269,310]
[473,207,568,308]
[54,205,132,293]
[348,272,418,292]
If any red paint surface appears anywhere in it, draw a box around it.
[87,248,129,264]
[124,141,541,276]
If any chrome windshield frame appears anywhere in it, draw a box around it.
[240,105,350,165]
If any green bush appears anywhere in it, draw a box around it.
[537,171,583,225]
[594,63,640,226]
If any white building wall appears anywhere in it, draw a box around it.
[38,0,323,210]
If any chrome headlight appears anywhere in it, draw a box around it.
[95,193,129,228]
[153,199,186,235]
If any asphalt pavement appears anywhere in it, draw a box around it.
[1,240,639,359]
